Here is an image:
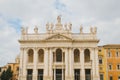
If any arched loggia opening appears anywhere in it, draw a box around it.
[74,49,80,62]
[28,49,34,63]
[84,49,90,62]
[38,49,44,63]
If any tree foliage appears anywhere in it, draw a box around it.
[0,66,13,80]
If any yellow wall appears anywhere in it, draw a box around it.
[98,46,107,80]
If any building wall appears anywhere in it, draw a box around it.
[103,45,120,80]
[19,16,100,80]
[0,56,19,80]
[98,47,107,80]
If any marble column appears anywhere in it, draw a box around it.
[33,48,38,80]
[69,48,74,80]
[65,48,69,80]
[44,48,49,80]
[19,47,24,80]
[49,48,53,80]
[80,48,85,80]
[23,48,27,80]
[94,48,100,80]
[90,48,95,80]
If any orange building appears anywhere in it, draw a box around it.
[0,55,19,80]
[98,46,107,80]
[103,44,120,80]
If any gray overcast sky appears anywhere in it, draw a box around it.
[0,0,120,66]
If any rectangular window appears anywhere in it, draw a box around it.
[117,64,120,70]
[108,49,111,57]
[118,76,120,80]
[116,51,119,57]
[100,74,104,80]
[99,57,103,64]
[99,49,101,52]
[108,52,111,57]
[16,67,19,71]
[38,69,43,80]
[27,69,33,80]
[74,69,80,80]
[110,76,113,80]
[108,65,112,70]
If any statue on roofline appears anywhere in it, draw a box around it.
[68,22,72,31]
[80,24,83,33]
[57,15,61,23]
[21,27,28,35]
[34,26,38,34]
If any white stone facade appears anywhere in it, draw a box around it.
[19,16,100,80]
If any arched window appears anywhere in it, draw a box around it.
[56,48,62,62]
[28,49,34,63]
[74,49,80,62]
[84,49,90,62]
[38,49,44,63]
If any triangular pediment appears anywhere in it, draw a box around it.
[45,34,72,41]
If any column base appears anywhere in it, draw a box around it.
[65,76,74,80]
[19,75,26,80]
[33,75,37,80]
[94,76,100,80]
[81,75,85,80]
[44,76,51,80]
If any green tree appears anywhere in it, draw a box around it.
[0,66,13,80]
[1,70,6,80]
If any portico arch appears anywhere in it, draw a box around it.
[84,49,90,62]
[56,48,62,62]
[74,49,80,62]
[28,49,34,63]
[38,49,44,63]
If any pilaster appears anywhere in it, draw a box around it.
[65,48,69,80]
[33,48,38,80]
[44,48,49,80]
[91,48,95,80]
[80,48,85,80]
[94,48,100,80]
[22,48,27,80]
[49,48,53,80]
[69,48,74,80]
[19,47,24,80]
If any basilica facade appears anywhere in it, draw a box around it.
[19,16,100,80]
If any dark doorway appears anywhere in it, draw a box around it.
[85,69,91,80]
[56,69,62,80]
[74,69,80,80]
[27,69,33,80]
[38,69,43,80]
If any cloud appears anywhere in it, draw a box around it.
[0,16,19,66]
[0,0,120,66]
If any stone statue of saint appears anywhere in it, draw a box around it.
[80,25,83,33]
[34,26,38,34]
[21,27,25,35]
[57,15,61,23]
[68,23,72,31]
